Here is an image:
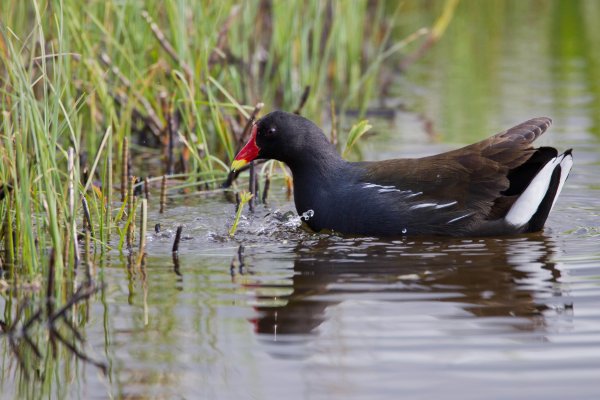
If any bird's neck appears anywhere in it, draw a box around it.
[286,146,351,229]
[286,144,346,184]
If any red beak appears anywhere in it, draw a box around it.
[231,125,260,171]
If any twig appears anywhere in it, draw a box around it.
[133,176,143,197]
[172,226,183,253]
[100,53,163,137]
[208,5,241,65]
[139,199,148,254]
[262,172,271,204]
[160,175,167,213]
[84,228,91,274]
[121,137,129,201]
[166,97,178,175]
[81,196,93,237]
[254,167,260,204]
[293,85,311,115]
[248,162,256,212]
[106,149,113,238]
[141,10,193,80]
[67,148,80,269]
[127,176,136,249]
[46,249,56,321]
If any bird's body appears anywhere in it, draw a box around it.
[232,111,573,237]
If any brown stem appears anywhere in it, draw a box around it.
[262,172,271,204]
[100,52,163,137]
[160,175,167,214]
[141,10,193,80]
[293,85,311,115]
[172,225,183,253]
[121,137,129,201]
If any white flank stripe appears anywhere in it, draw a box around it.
[362,183,396,190]
[362,182,421,198]
[409,203,437,210]
[378,188,400,193]
[551,152,573,210]
[409,200,457,211]
[448,213,474,224]
[435,201,457,209]
[505,156,561,227]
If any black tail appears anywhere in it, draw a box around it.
[504,149,573,232]
[526,149,573,232]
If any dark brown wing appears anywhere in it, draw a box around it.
[360,117,554,225]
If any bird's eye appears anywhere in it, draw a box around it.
[268,127,277,135]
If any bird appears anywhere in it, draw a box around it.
[231,111,573,237]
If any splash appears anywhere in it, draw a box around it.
[300,209,315,221]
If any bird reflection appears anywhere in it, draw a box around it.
[250,234,562,337]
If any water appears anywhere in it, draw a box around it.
[3,1,600,398]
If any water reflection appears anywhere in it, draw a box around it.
[252,234,562,337]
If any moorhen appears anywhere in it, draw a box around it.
[231,111,573,236]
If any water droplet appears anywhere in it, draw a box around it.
[402,228,407,234]
[301,209,315,221]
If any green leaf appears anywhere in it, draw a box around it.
[342,120,372,158]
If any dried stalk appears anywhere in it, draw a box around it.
[67,147,80,269]
[160,175,167,213]
[139,198,147,254]
[172,226,183,253]
[293,85,311,115]
[141,10,193,80]
[127,176,136,249]
[121,137,129,201]
[248,162,256,212]
[262,172,271,204]
[100,52,163,137]
[144,176,150,199]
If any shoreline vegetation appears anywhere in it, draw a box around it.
[0,0,457,392]
[1,0,457,275]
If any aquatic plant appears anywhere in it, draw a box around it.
[1,0,446,274]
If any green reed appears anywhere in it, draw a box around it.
[0,0,453,278]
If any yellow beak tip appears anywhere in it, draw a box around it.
[231,159,248,172]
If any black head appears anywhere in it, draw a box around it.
[232,110,338,170]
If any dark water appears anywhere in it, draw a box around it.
[3,1,600,399]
